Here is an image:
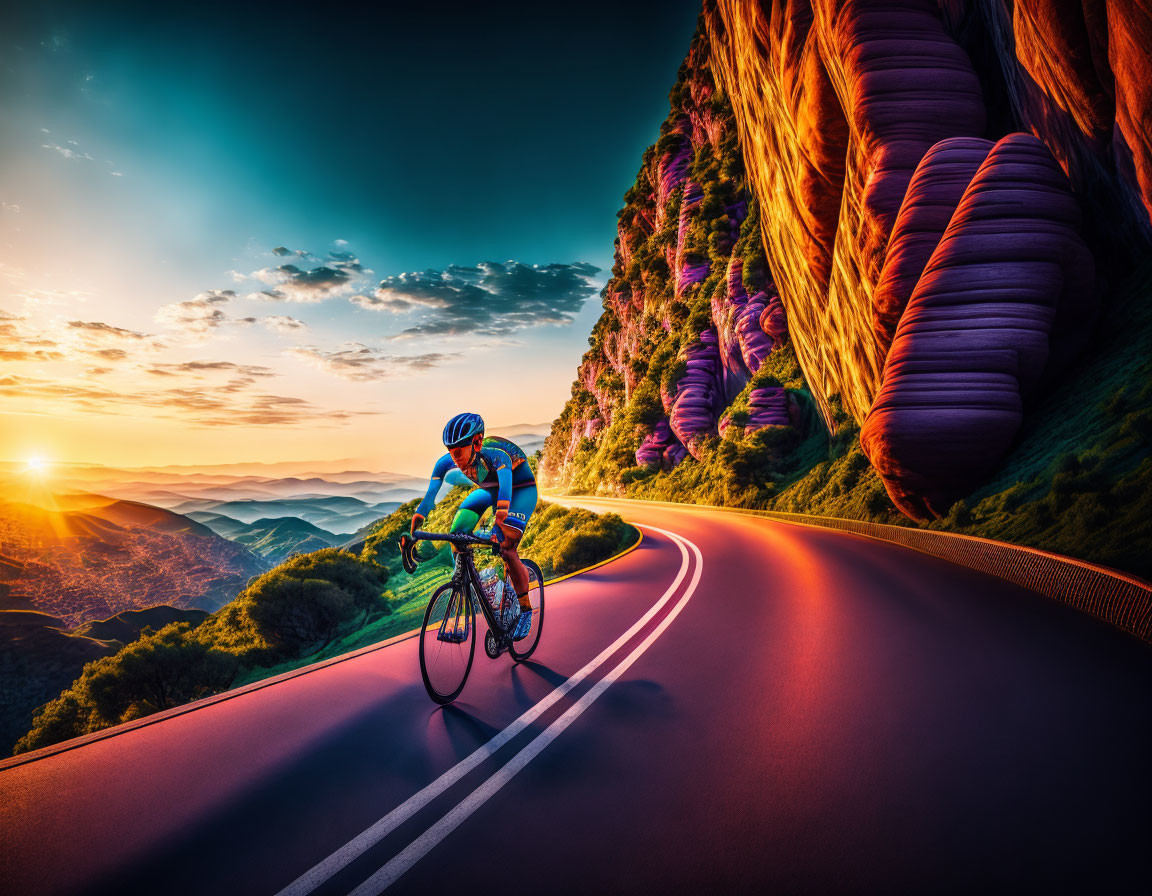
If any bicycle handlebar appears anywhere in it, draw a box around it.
[400,528,501,574]
[411,529,498,547]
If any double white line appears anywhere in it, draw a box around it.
[278,524,703,896]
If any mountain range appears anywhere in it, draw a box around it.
[187,514,345,563]
[0,484,267,628]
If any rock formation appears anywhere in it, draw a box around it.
[545,2,1148,521]
[860,133,1097,518]
[704,0,1140,518]
[541,28,796,487]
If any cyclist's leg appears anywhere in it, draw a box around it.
[450,487,495,534]
[501,484,537,609]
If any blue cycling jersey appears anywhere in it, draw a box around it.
[415,436,535,519]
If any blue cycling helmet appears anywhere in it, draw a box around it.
[443,412,484,448]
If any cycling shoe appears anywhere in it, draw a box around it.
[512,607,533,641]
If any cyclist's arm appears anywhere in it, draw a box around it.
[412,453,453,532]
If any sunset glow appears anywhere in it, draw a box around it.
[24,456,49,474]
[0,3,700,473]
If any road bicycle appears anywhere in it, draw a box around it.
[400,529,544,704]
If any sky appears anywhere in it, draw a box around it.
[0,0,701,475]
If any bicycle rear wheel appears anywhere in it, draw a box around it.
[509,558,544,662]
[419,582,475,704]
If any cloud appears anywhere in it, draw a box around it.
[88,348,128,360]
[0,309,24,335]
[364,260,601,339]
[0,370,371,428]
[287,344,459,381]
[261,315,307,334]
[0,312,60,361]
[0,349,65,361]
[0,312,172,369]
[249,264,354,302]
[40,140,120,175]
[154,289,236,337]
[242,246,370,302]
[43,143,94,161]
[350,293,413,312]
[66,320,151,341]
[63,319,164,356]
[144,361,276,378]
[327,250,368,275]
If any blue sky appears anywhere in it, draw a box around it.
[0,1,700,472]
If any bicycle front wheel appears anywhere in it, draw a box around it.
[419,582,476,704]
[509,558,544,662]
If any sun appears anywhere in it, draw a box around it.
[24,455,50,474]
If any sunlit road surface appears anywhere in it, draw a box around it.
[1,499,1150,895]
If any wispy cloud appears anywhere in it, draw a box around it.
[287,344,459,381]
[362,260,601,339]
[42,142,94,161]
[66,320,152,341]
[154,289,236,338]
[40,137,121,175]
[143,360,276,378]
[0,371,372,427]
[0,349,66,361]
[261,315,307,334]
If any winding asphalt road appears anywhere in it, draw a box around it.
[2,498,1150,894]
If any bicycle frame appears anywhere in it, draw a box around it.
[411,530,513,640]
[458,548,510,637]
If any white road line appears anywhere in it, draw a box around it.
[352,528,704,894]
[277,524,689,896]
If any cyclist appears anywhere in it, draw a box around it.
[410,412,538,640]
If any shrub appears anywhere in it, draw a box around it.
[16,623,236,754]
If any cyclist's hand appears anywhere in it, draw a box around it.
[410,513,424,536]
[399,533,417,573]
[494,509,513,541]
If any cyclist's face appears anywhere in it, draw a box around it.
[448,437,478,468]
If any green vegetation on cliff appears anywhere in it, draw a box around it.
[926,261,1152,577]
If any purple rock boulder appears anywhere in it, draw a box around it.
[861,133,1097,520]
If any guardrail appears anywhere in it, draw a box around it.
[549,495,1152,644]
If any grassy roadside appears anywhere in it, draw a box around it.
[13,495,638,754]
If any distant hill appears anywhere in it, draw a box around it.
[74,606,210,644]
[211,517,342,564]
[51,493,220,538]
[0,605,206,754]
[0,496,267,627]
[170,496,397,535]
[185,511,252,539]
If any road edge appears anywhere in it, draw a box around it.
[549,494,1152,644]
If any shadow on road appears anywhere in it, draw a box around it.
[430,702,501,755]
[510,658,566,685]
[595,678,674,722]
